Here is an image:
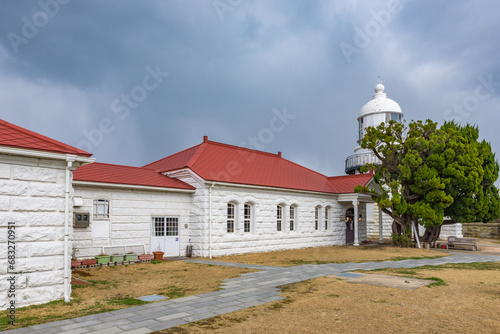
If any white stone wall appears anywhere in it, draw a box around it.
[72,186,193,259]
[367,204,393,240]
[367,203,463,241]
[198,184,347,257]
[0,154,68,310]
[437,223,463,239]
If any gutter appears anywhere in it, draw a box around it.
[208,183,215,259]
[0,146,93,163]
[63,155,77,302]
[72,181,196,193]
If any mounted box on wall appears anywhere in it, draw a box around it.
[73,212,90,228]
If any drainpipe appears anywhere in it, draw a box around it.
[64,155,77,302]
[208,183,215,259]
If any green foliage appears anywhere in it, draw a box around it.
[391,228,413,247]
[355,119,500,235]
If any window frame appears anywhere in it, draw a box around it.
[244,203,251,233]
[227,203,235,233]
[93,199,110,219]
[314,207,319,230]
[289,206,295,231]
[277,205,283,232]
[324,207,329,230]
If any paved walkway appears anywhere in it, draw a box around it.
[5,252,500,334]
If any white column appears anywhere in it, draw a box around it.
[236,203,242,234]
[353,200,359,246]
[284,205,289,233]
[378,204,383,243]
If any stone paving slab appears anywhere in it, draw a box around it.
[3,252,499,333]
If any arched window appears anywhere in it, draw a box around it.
[315,207,320,230]
[324,207,329,230]
[227,203,235,233]
[244,203,252,233]
[277,205,283,232]
[289,206,296,231]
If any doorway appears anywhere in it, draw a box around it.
[345,208,354,244]
[151,217,180,256]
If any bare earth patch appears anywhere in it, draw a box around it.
[160,264,500,334]
[206,244,447,267]
[0,261,253,331]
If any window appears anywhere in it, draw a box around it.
[151,217,179,237]
[244,203,251,233]
[166,217,178,236]
[277,205,283,231]
[153,217,165,236]
[289,206,295,231]
[93,199,109,219]
[386,113,402,123]
[325,207,329,230]
[227,203,235,233]
[358,118,364,143]
[315,207,319,230]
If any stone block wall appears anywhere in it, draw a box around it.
[72,186,193,259]
[198,184,348,257]
[0,154,68,310]
[462,222,500,239]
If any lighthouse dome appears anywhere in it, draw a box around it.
[359,83,402,117]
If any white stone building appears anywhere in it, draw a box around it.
[0,119,93,310]
[0,83,461,309]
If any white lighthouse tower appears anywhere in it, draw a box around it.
[345,81,403,174]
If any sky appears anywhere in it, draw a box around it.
[1,0,500,178]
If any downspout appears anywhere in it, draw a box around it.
[412,220,421,249]
[208,183,215,259]
[64,155,77,302]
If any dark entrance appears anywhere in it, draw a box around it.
[345,208,355,244]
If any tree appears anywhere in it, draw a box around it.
[354,119,500,245]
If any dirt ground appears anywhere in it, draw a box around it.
[0,261,252,330]
[2,241,498,332]
[161,264,500,334]
[156,241,500,334]
[475,237,500,253]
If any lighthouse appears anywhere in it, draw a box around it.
[345,81,403,174]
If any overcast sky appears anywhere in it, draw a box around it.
[1,0,499,178]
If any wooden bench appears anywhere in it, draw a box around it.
[447,236,477,251]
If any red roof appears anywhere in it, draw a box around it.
[73,162,195,190]
[145,139,372,194]
[327,173,373,194]
[0,119,92,157]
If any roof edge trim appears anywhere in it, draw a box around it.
[0,146,95,164]
[204,180,339,196]
[72,181,196,193]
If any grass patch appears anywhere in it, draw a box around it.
[425,277,447,287]
[107,296,148,306]
[415,262,500,271]
[162,286,186,299]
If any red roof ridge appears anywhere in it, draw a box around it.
[185,142,208,168]
[205,140,282,158]
[143,142,204,170]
